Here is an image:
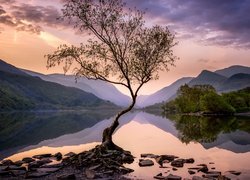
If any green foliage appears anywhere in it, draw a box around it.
[222,87,250,112]
[162,85,250,114]
[200,92,235,114]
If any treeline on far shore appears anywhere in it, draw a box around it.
[162,85,250,115]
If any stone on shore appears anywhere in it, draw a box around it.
[166,174,182,180]
[139,159,154,167]
[33,153,52,159]
[22,157,35,163]
[171,159,185,168]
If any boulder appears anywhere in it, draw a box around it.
[54,152,63,161]
[10,170,26,176]
[166,174,182,180]
[33,153,52,159]
[64,152,76,157]
[139,159,154,167]
[197,165,208,173]
[28,159,52,170]
[14,160,24,166]
[171,159,184,168]
[1,159,14,166]
[7,165,26,171]
[37,167,60,173]
[22,157,35,163]
[41,163,63,168]
[154,173,165,179]
[185,158,195,163]
[141,153,159,159]
[188,170,196,175]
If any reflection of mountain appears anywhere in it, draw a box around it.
[0,110,118,159]
[22,69,131,107]
[202,131,250,153]
[3,111,249,160]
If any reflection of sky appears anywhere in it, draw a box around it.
[5,112,250,179]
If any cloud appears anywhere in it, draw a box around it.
[0,5,43,34]
[126,0,250,49]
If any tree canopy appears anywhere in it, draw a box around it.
[46,0,177,100]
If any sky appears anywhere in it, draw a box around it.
[0,0,250,95]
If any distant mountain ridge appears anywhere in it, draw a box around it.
[0,59,116,111]
[137,65,250,107]
[22,69,131,107]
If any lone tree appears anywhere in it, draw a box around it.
[47,0,177,151]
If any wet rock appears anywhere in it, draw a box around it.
[121,153,134,163]
[64,152,76,157]
[154,173,165,179]
[139,159,154,167]
[141,153,159,159]
[209,162,215,164]
[41,162,64,168]
[89,164,102,171]
[166,174,182,180]
[25,172,49,178]
[171,159,184,168]
[156,155,177,166]
[22,157,35,163]
[119,167,134,174]
[197,165,208,173]
[85,168,96,179]
[1,159,14,166]
[33,153,52,159]
[7,165,26,171]
[203,173,220,178]
[172,167,178,171]
[37,167,60,173]
[185,158,195,163]
[228,170,241,176]
[188,170,196,175]
[14,160,24,166]
[57,173,76,179]
[54,152,63,161]
[28,159,52,170]
[192,176,204,180]
[10,169,26,176]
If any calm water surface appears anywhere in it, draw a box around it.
[1,111,250,179]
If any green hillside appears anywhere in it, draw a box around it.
[0,70,116,111]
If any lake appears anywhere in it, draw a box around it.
[1,110,250,179]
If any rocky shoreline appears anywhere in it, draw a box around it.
[0,149,242,179]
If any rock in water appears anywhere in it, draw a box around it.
[171,159,184,168]
[166,174,182,180]
[22,157,35,163]
[139,159,154,167]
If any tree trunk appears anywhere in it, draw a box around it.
[101,98,135,151]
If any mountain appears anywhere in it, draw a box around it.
[188,70,227,89]
[0,60,116,111]
[22,70,131,107]
[138,65,250,107]
[218,73,250,92]
[136,77,193,107]
[215,65,250,77]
